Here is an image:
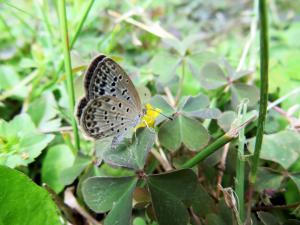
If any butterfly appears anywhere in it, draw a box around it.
[76,55,146,148]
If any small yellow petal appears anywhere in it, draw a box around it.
[136,104,161,129]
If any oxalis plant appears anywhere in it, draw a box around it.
[80,95,255,225]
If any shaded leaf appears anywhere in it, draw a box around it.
[60,153,92,186]
[103,128,156,170]
[148,169,198,201]
[0,166,62,225]
[42,144,75,193]
[248,130,300,169]
[159,115,209,151]
[255,167,283,192]
[104,178,137,225]
[27,92,61,132]
[231,83,259,108]
[205,213,227,225]
[257,211,280,225]
[217,111,236,132]
[199,62,227,90]
[82,176,137,213]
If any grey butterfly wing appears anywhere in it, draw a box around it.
[79,96,142,141]
[84,55,142,111]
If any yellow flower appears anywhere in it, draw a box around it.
[135,104,161,129]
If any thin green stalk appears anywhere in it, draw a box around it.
[58,0,80,151]
[249,0,269,185]
[247,0,269,222]
[235,101,248,222]
[181,134,234,169]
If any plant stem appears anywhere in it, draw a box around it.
[235,101,247,222]
[58,0,80,151]
[247,0,269,222]
[181,134,234,169]
[249,0,269,190]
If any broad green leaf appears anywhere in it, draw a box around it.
[199,62,227,90]
[103,128,156,170]
[148,169,198,201]
[104,178,137,225]
[0,113,54,168]
[186,108,221,119]
[248,130,300,169]
[0,166,62,225]
[255,167,283,192]
[82,176,137,213]
[180,94,209,112]
[158,116,181,151]
[205,214,227,225]
[149,51,181,83]
[257,212,280,225]
[147,179,189,225]
[231,83,259,108]
[42,144,75,193]
[159,115,209,151]
[27,92,61,132]
[189,183,216,217]
[60,153,91,186]
[149,95,174,115]
[217,111,236,132]
[290,174,300,192]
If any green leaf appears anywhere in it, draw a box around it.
[248,130,300,169]
[148,169,198,201]
[231,83,259,108]
[180,94,209,112]
[104,178,137,225]
[257,211,280,225]
[0,166,62,225]
[103,128,156,170]
[0,113,54,168]
[189,183,216,217]
[82,176,137,213]
[149,51,181,83]
[42,144,75,193]
[199,62,227,90]
[60,153,92,186]
[180,94,221,119]
[150,95,174,114]
[133,217,147,225]
[159,115,209,151]
[205,214,227,225]
[289,174,300,191]
[27,92,61,132]
[255,167,283,192]
[217,111,236,132]
[149,186,188,225]
[0,65,28,98]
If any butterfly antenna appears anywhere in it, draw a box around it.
[149,108,173,120]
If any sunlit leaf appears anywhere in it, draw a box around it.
[0,166,62,225]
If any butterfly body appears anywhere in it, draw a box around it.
[77,55,144,148]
